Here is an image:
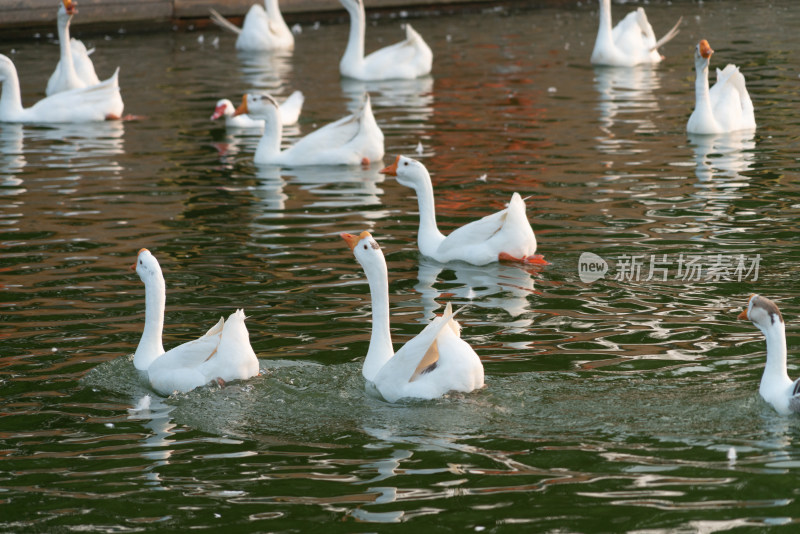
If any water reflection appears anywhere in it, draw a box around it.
[593,66,661,154]
[281,164,387,210]
[237,49,294,90]
[0,123,25,188]
[341,76,434,118]
[688,132,756,182]
[415,257,535,322]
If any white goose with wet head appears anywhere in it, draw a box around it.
[341,231,484,402]
[739,294,800,415]
[132,249,260,396]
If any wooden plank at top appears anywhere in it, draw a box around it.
[1,0,173,26]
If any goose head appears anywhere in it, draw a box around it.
[131,248,163,286]
[210,99,234,120]
[695,39,713,70]
[738,294,784,334]
[380,155,429,190]
[59,0,78,18]
[341,230,384,271]
[234,93,279,123]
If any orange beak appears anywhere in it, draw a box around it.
[63,0,77,15]
[737,294,756,320]
[379,155,401,176]
[699,40,713,59]
[341,233,360,251]
[232,95,248,117]
[341,231,372,251]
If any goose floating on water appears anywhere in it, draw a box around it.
[47,0,102,95]
[590,0,682,67]
[738,294,800,415]
[211,91,304,128]
[132,248,260,396]
[342,231,484,402]
[380,156,544,266]
[687,39,756,135]
[234,92,384,166]
[338,0,432,81]
[0,54,123,123]
[209,0,294,51]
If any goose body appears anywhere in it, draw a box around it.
[381,156,542,265]
[209,0,294,52]
[687,40,755,135]
[47,0,101,95]
[739,294,800,415]
[342,231,484,402]
[591,0,681,67]
[339,0,432,81]
[0,54,123,123]
[211,91,304,128]
[132,248,259,396]
[235,92,384,166]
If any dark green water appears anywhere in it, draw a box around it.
[3,1,800,531]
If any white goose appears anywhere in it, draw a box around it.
[687,40,756,135]
[47,0,101,96]
[591,0,682,67]
[234,92,384,166]
[339,0,432,81]
[342,231,484,402]
[211,91,304,128]
[132,248,260,396]
[0,54,123,123]
[209,0,294,52]
[738,294,800,415]
[381,156,543,266]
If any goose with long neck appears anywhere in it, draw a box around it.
[0,54,123,123]
[341,231,484,402]
[234,92,384,166]
[131,248,260,396]
[738,294,800,415]
[687,40,756,135]
[47,0,101,95]
[209,0,294,52]
[380,156,544,266]
[211,91,304,128]
[591,0,682,67]
[338,0,432,81]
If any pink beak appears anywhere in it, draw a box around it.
[210,104,227,121]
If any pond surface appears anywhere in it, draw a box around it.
[3,0,800,531]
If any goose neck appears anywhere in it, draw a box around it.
[56,12,79,81]
[408,173,446,255]
[254,114,283,162]
[760,321,791,389]
[0,61,24,119]
[341,1,365,74]
[361,253,393,381]
[134,276,166,370]
[694,58,713,117]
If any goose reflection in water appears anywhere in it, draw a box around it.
[340,76,433,118]
[593,66,662,154]
[688,131,755,183]
[415,256,536,325]
[0,123,25,186]
[236,49,294,91]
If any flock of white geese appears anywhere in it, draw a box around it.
[2,0,791,413]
